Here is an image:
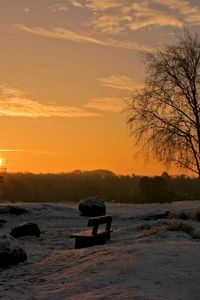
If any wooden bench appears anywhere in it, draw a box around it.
[70,215,112,249]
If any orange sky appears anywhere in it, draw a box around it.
[1,0,200,175]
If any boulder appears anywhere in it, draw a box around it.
[10,223,41,238]
[0,235,27,267]
[8,206,28,215]
[0,219,7,228]
[0,219,7,224]
[79,196,106,217]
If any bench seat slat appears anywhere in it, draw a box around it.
[88,215,112,226]
[70,228,112,238]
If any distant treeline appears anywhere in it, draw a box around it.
[0,170,200,204]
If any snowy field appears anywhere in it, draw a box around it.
[1,200,200,300]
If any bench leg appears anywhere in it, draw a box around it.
[74,232,111,249]
[95,233,110,245]
[75,237,96,249]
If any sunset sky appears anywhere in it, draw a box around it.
[1,0,200,175]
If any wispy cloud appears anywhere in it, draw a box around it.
[24,8,30,13]
[72,0,200,34]
[86,0,123,11]
[15,24,152,52]
[91,15,124,35]
[0,149,22,152]
[0,85,100,118]
[127,3,183,30]
[69,0,83,8]
[98,74,143,91]
[85,97,125,112]
[0,148,63,155]
[16,24,108,45]
[48,3,68,13]
[153,0,200,24]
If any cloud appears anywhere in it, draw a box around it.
[153,0,200,25]
[0,149,22,152]
[91,15,124,35]
[0,85,100,118]
[86,0,123,11]
[127,4,183,30]
[0,149,63,155]
[85,97,125,112]
[15,24,151,51]
[16,24,107,45]
[79,0,200,34]
[98,74,143,91]
[24,8,30,13]
[48,3,68,13]
[68,0,83,8]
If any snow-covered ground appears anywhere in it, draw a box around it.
[1,200,200,300]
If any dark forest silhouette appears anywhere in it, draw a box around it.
[0,169,200,204]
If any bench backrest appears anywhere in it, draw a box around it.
[88,215,112,235]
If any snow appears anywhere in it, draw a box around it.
[1,200,200,299]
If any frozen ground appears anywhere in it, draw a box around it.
[1,200,200,300]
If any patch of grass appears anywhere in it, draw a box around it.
[136,223,151,231]
[169,209,200,223]
[167,221,194,237]
[140,227,160,238]
[169,211,191,220]
[191,210,200,222]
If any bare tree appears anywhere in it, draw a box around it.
[127,30,200,177]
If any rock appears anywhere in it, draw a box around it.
[0,219,7,224]
[0,219,7,228]
[0,206,12,214]
[0,234,27,267]
[9,206,28,215]
[0,206,28,215]
[79,196,106,217]
[10,223,41,238]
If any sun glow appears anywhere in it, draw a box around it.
[0,157,4,167]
